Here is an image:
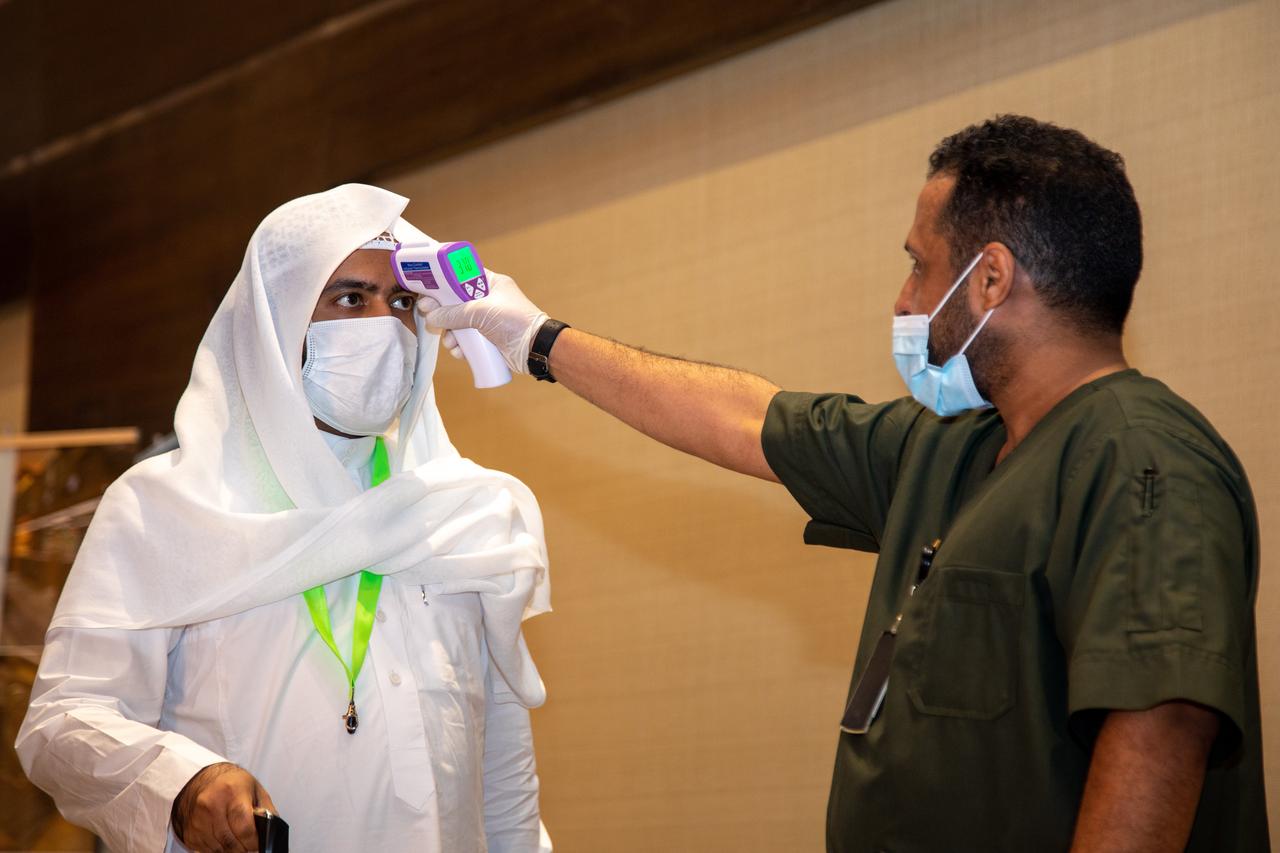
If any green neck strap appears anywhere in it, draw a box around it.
[302,436,390,734]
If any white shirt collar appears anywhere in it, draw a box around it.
[317,431,377,484]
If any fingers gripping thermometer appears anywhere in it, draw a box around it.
[391,241,512,388]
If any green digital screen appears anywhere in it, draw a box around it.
[447,245,480,281]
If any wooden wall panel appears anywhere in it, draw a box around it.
[0,302,31,433]
[0,2,39,305]
[25,0,343,149]
[8,0,875,437]
[0,173,34,306]
[0,2,41,163]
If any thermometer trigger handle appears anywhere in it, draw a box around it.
[453,328,513,388]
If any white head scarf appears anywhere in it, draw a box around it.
[50,184,549,706]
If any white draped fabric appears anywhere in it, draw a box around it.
[49,183,550,707]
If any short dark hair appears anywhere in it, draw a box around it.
[927,115,1142,335]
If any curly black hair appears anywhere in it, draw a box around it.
[928,115,1143,335]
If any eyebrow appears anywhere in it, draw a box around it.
[322,278,382,294]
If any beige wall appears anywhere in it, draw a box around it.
[386,0,1280,848]
[0,301,31,434]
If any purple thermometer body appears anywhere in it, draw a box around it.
[391,241,511,388]
[393,241,489,302]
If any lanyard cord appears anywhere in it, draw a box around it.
[301,436,390,734]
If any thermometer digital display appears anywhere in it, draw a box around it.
[390,241,511,389]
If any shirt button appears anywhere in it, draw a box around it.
[375,608,387,623]
[389,670,402,686]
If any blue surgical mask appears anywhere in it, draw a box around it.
[892,253,994,417]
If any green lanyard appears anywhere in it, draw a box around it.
[302,436,390,735]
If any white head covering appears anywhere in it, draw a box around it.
[50,184,549,706]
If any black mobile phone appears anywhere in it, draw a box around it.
[254,809,290,853]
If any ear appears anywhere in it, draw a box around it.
[971,242,1016,311]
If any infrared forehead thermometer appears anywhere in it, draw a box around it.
[391,241,512,388]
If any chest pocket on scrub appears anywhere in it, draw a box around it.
[900,565,1025,720]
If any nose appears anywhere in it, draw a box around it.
[893,276,914,317]
[366,296,396,318]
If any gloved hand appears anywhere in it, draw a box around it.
[418,271,548,375]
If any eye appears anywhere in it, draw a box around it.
[391,293,415,311]
[335,292,362,308]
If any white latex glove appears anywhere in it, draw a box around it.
[418,271,548,375]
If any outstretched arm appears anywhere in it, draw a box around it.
[421,273,780,481]
[546,329,779,480]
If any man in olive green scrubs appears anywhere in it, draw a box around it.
[423,115,1268,851]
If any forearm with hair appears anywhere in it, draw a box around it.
[548,328,780,481]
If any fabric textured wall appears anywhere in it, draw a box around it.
[386,0,1280,848]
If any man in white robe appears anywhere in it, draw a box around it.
[17,184,552,853]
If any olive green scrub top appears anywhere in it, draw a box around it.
[762,370,1267,853]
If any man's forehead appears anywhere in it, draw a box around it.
[917,175,954,224]
[907,175,955,252]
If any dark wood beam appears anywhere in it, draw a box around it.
[1,0,367,162]
[11,0,879,436]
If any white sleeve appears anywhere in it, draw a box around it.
[482,664,551,853]
[15,626,228,853]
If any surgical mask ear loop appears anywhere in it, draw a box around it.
[928,253,985,322]
[954,255,1000,355]
[957,306,996,356]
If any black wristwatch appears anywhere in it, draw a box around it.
[527,319,570,382]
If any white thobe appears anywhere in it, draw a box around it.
[16,433,550,853]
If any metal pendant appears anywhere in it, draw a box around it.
[344,701,359,734]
